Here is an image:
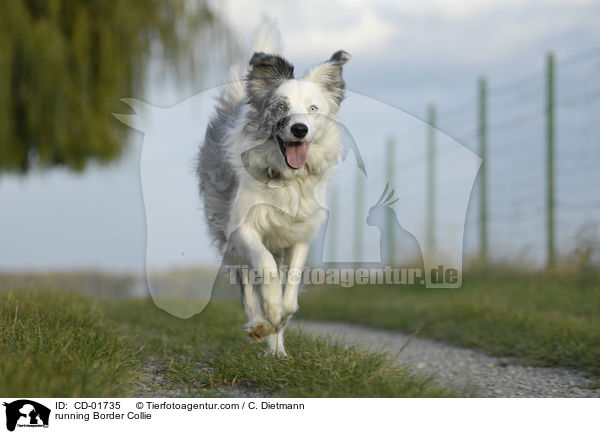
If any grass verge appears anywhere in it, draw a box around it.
[0,290,140,396]
[0,289,454,397]
[296,268,600,377]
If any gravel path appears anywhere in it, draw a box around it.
[291,320,600,397]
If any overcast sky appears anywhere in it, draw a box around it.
[1,0,599,273]
[215,0,600,114]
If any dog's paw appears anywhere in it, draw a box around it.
[262,347,288,358]
[247,322,274,342]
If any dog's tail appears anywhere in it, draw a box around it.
[251,16,282,55]
[217,17,283,114]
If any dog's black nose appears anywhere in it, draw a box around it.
[290,123,308,139]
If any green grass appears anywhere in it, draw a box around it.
[0,288,454,397]
[0,290,140,396]
[296,268,600,377]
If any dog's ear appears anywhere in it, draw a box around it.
[305,50,351,110]
[246,52,294,107]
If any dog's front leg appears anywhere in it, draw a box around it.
[282,242,309,321]
[234,224,283,331]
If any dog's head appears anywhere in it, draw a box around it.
[245,50,350,173]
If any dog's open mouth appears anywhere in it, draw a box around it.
[277,136,310,169]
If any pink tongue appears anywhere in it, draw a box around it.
[285,143,310,169]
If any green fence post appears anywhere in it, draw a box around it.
[354,172,365,263]
[328,185,338,261]
[427,104,436,259]
[386,137,396,264]
[478,78,488,264]
[382,137,396,265]
[546,53,555,267]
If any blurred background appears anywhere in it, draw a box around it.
[1,0,599,289]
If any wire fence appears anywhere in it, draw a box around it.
[327,47,600,268]
[438,48,600,266]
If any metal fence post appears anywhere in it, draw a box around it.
[354,172,365,262]
[386,137,396,264]
[328,185,338,261]
[478,78,488,264]
[546,53,556,267]
[427,104,437,259]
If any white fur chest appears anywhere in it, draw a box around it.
[229,173,328,251]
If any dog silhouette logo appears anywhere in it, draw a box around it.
[3,400,50,431]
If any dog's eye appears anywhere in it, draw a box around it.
[276,103,287,112]
[309,105,319,112]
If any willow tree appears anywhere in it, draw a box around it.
[0,0,232,173]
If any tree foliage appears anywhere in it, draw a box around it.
[0,0,229,173]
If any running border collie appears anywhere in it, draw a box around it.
[197,20,350,355]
